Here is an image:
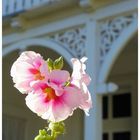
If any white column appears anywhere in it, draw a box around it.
[84,19,102,140]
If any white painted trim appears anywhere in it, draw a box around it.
[98,18,138,83]
[3,1,137,46]
[3,17,87,46]
[2,38,73,66]
[97,82,118,95]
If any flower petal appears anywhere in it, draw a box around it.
[25,91,50,116]
[41,99,71,122]
[49,70,70,85]
[32,86,83,122]
[10,51,49,93]
[71,57,92,115]
[62,86,82,108]
[79,91,92,115]
[47,86,82,122]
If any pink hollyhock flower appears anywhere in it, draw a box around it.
[71,57,92,115]
[25,70,83,122]
[10,51,49,93]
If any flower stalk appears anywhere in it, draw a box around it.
[34,121,65,140]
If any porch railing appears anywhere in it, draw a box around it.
[2,0,58,17]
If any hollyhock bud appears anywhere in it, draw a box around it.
[53,56,63,70]
[49,122,65,134]
[34,129,52,140]
[47,58,53,71]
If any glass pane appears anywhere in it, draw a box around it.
[112,93,131,118]
[103,133,108,140]
[113,132,131,140]
[102,96,108,119]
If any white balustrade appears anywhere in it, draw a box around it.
[24,0,32,9]
[33,0,40,6]
[8,0,15,15]
[2,0,58,16]
[2,0,7,16]
[15,0,23,12]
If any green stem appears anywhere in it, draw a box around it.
[51,131,56,140]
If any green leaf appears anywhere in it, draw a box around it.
[53,56,64,70]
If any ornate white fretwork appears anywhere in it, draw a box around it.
[100,13,137,63]
[49,27,87,58]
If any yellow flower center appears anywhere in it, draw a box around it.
[43,87,57,100]
[34,70,45,80]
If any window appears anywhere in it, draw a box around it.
[103,133,108,140]
[113,132,131,140]
[112,93,131,118]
